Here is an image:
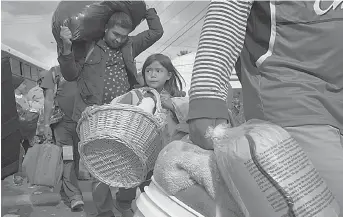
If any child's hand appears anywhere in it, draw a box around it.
[160,94,174,110]
[174,90,186,97]
[44,125,53,142]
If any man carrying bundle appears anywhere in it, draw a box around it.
[58,2,163,217]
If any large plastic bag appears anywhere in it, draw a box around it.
[26,85,44,112]
[211,119,341,217]
[17,103,39,141]
[52,1,146,54]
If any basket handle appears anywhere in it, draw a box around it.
[142,87,164,115]
[140,87,167,129]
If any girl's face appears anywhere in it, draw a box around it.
[144,61,171,91]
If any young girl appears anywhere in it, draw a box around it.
[141,53,186,111]
[136,53,188,192]
[141,54,185,95]
[139,54,193,146]
[111,52,188,139]
[107,54,188,197]
[115,53,186,116]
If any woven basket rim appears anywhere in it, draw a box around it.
[76,88,167,188]
[78,122,161,143]
[76,103,166,136]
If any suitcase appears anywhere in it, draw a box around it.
[22,142,63,187]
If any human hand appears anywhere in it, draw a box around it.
[174,90,186,97]
[60,26,72,46]
[44,125,53,141]
[188,118,227,150]
[145,1,152,10]
[160,94,174,110]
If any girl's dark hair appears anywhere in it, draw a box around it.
[142,54,185,97]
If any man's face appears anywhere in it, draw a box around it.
[104,25,130,49]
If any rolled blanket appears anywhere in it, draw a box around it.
[154,136,218,198]
[154,137,244,217]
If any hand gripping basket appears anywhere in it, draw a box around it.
[77,88,167,188]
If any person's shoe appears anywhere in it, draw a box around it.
[71,199,84,211]
[114,202,134,217]
[121,208,134,217]
[95,210,116,217]
[13,174,24,186]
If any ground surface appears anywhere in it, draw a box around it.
[1,176,138,217]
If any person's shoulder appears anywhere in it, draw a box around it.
[39,69,50,79]
[38,70,51,84]
[127,37,134,43]
[121,38,134,50]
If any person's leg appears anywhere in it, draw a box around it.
[92,180,115,217]
[285,125,343,211]
[63,160,84,209]
[72,124,81,179]
[53,121,83,210]
[138,170,153,193]
[115,187,137,217]
[115,172,154,217]
[73,124,92,181]
[13,142,25,185]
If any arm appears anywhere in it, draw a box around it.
[131,8,164,57]
[39,69,56,138]
[58,27,85,81]
[188,0,253,149]
[57,44,85,81]
[43,88,54,127]
[189,0,253,121]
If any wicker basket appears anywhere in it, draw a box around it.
[77,88,167,188]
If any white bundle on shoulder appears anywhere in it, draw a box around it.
[136,97,156,114]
